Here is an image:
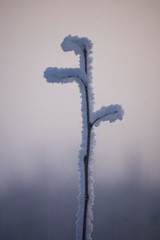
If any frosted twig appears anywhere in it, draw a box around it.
[43,35,124,240]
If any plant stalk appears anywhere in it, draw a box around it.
[82,47,92,240]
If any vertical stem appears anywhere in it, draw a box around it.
[82,47,91,240]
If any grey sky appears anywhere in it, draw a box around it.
[1,0,160,186]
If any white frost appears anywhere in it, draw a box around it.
[61,35,93,55]
[43,35,124,240]
[92,104,124,127]
[44,67,88,84]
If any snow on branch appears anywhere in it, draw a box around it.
[44,67,88,84]
[61,35,93,55]
[91,104,124,127]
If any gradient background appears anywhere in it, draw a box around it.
[0,0,160,239]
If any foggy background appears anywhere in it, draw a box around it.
[0,0,160,239]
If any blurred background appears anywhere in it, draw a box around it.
[0,0,160,239]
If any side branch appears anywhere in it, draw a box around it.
[44,67,88,86]
[91,111,118,128]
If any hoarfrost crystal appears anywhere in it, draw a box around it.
[43,35,124,240]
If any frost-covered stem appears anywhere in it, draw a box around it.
[44,35,124,240]
[82,47,91,240]
[91,110,118,127]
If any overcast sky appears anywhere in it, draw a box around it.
[0,0,160,239]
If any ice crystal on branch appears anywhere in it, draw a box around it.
[43,35,124,240]
[61,35,93,54]
[92,104,124,127]
[44,67,88,84]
